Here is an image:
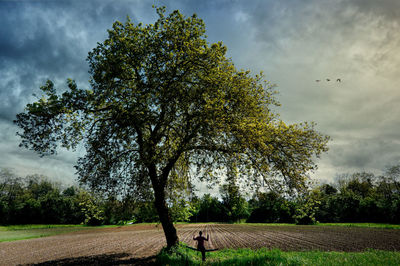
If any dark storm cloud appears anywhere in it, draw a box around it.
[0,2,81,122]
[0,0,147,182]
[327,137,400,176]
[0,0,146,123]
[349,0,400,21]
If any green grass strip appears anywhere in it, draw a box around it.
[157,243,400,265]
[316,223,400,230]
[0,225,91,242]
[0,224,87,231]
[0,223,156,242]
[0,224,119,242]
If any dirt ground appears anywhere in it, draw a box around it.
[1,224,400,265]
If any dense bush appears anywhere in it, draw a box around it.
[315,170,400,224]
[247,192,294,223]
[190,194,227,222]
[0,170,85,224]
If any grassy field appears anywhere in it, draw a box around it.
[157,243,400,265]
[0,224,101,242]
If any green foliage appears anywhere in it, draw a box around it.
[315,167,400,224]
[246,166,400,225]
[0,169,84,225]
[220,182,250,222]
[102,196,137,225]
[293,189,321,225]
[247,192,294,223]
[166,169,197,222]
[190,194,227,222]
[0,169,117,225]
[133,201,159,223]
[77,191,104,225]
[169,198,196,222]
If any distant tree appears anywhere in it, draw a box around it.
[220,182,249,222]
[166,164,196,222]
[293,189,321,225]
[320,184,337,195]
[63,186,77,197]
[0,169,24,224]
[134,201,159,223]
[315,168,400,223]
[384,164,400,193]
[315,184,340,222]
[77,190,104,225]
[61,186,85,224]
[346,172,375,198]
[193,194,226,222]
[247,191,294,223]
[14,7,329,247]
[169,198,196,222]
[102,195,137,224]
[376,166,400,223]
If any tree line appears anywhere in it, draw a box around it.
[1,165,399,225]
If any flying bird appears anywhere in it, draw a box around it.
[315,78,342,83]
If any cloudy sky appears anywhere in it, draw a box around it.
[1,0,400,187]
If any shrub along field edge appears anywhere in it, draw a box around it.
[157,243,400,266]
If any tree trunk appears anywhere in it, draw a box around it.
[153,183,179,248]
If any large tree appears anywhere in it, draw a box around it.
[15,7,329,247]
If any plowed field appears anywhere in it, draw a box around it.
[1,224,400,265]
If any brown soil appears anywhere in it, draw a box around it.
[1,224,399,265]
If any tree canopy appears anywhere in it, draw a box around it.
[14,7,329,247]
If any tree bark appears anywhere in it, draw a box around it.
[153,184,179,248]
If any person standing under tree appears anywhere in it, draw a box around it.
[193,231,209,261]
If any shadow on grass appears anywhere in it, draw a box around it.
[27,253,156,266]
